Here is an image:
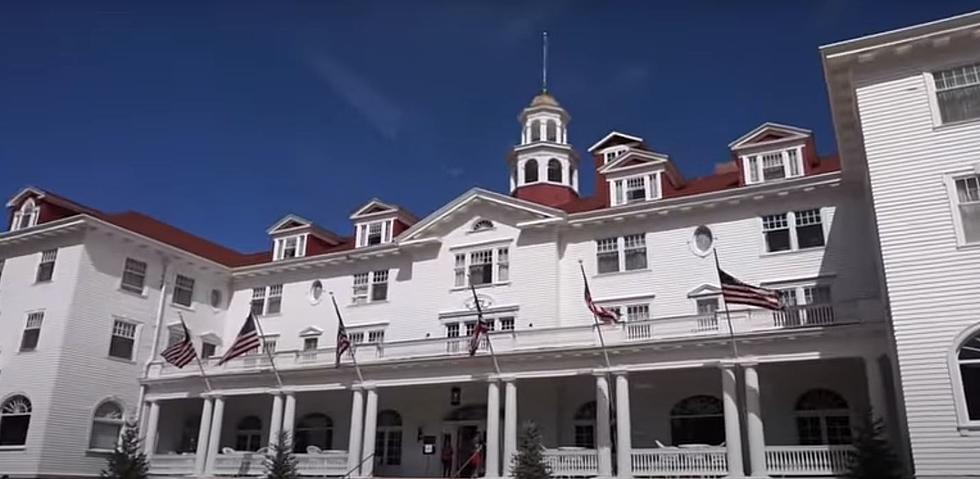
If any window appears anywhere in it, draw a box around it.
[546,120,557,142]
[952,175,980,243]
[109,320,137,360]
[446,323,460,338]
[352,271,388,304]
[235,416,263,451]
[743,147,804,184]
[524,159,539,183]
[692,226,714,255]
[304,337,319,351]
[762,209,825,253]
[11,199,39,231]
[472,219,494,232]
[547,159,562,182]
[36,249,57,282]
[573,401,596,448]
[20,312,43,351]
[310,280,324,303]
[795,209,825,249]
[696,298,719,315]
[454,248,509,287]
[762,214,791,252]
[294,413,333,453]
[367,223,383,245]
[0,395,32,446]
[499,317,515,331]
[670,395,725,446]
[595,234,647,274]
[349,331,365,344]
[274,234,307,261]
[251,284,283,315]
[933,62,980,124]
[625,304,650,322]
[795,389,851,445]
[172,274,195,307]
[956,330,980,421]
[603,148,627,164]
[166,324,184,348]
[530,120,541,142]
[610,173,662,206]
[201,342,217,359]
[210,289,223,308]
[376,410,403,465]
[368,330,385,344]
[372,270,389,301]
[120,258,147,294]
[356,220,394,248]
[89,401,124,450]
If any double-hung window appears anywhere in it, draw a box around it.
[610,173,662,206]
[932,62,980,124]
[36,249,57,282]
[251,285,283,315]
[274,235,306,260]
[625,304,650,322]
[201,342,217,359]
[352,270,389,304]
[950,175,980,244]
[356,220,394,247]
[743,147,804,184]
[109,320,137,360]
[303,337,319,351]
[21,312,44,351]
[120,258,147,294]
[261,336,278,354]
[762,209,825,253]
[453,248,509,287]
[172,274,195,307]
[595,234,647,274]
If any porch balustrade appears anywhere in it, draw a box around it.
[542,448,598,477]
[764,445,855,476]
[147,454,196,475]
[148,298,881,379]
[296,451,349,476]
[631,447,728,477]
[213,451,265,475]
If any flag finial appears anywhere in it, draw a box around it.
[541,31,548,93]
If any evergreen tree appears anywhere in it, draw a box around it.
[846,407,903,479]
[512,421,551,479]
[100,419,149,479]
[265,431,299,479]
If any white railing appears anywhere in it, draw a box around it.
[631,447,727,477]
[148,454,196,475]
[765,445,854,476]
[147,298,880,379]
[213,451,265,476]
[296,450,349,476]
[543,448,598,477]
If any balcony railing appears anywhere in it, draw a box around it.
[148,454,196,475]
[631,447,728,477]
[147,298,880,379]
[542,448,598,477]
[765,445,855,476]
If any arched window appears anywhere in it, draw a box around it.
[530,120,541,142]
[89,401,124,450]
[957,330,980,421]
[294,413,333,452]
[235,415,263,451]
[572,401,596,448]
[547,159,563,183]
[472,219,494,232]
[376,410,403,466]
[546,120,558,142]
[524,159,539,184]
[0,395,32,446]
[670,395,724,446]
[11,199,38,231]
[795,389,852,445]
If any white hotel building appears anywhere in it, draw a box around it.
[0,10,978,479]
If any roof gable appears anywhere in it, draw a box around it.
[351,199,399,219]
[299,326,324,337]
[687,284,722,297]
[267,214,313,234]
[598,149,668,174]
[728,123,811,150]
[588,131,645,152]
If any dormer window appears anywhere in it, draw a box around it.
[743,147,803,185]
[609,173,662,206]
[274,235,307,261]
[603,148,628,164]
[356,219,394,248]
[11,199,39,231]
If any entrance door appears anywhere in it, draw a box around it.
[455,425,482,478]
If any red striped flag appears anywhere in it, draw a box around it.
[161,320,197,368]
[468,283,492,356]
[218,313,261,365]
[718,268,781,310]
[580,264,621,323]
[332,294,353,367]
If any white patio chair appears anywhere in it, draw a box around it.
[307,445,323,454]
[221,447,236,454]
[256,447,270,455]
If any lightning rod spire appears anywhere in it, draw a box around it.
[542,31,548,93]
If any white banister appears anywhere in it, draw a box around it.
[296,451,349,476]
[542,449,598,477]
[148,454,196,475]
[630,448,728,476]
[765,445,855,476]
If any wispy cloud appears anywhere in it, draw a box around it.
[307,54,403,140]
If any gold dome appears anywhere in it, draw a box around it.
[530,92,561,108]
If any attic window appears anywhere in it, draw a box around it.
[603,147,628,164]
[356,219,394,248]
[11,198,39,231]
[472,220,494,232]
[274,235,307,261]
[743,147,803,185]
[609,173,662,206]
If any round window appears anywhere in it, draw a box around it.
[210,289,223,308]
[693,225,714,255]
[310,280,324,303]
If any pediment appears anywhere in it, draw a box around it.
[5,186,45,208]
[267,214,313,234]
[351,199,399,219]
[729,123,811,150]
[598,149,668,175]
[588,131,645,152]
[298,326,324,337]
[687,284,722,298]
[199,331,222,344]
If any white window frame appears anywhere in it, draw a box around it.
[108,319,139,360]
[948,324,980,429]
[35,249,57,283]
[88,401,124,451]
[453,247,510,288]
[274,234,307,261]
[608,172,662,206]
[356,219,395,248]
[944,171,980,247]
[352,270,389,304]
[925,63,980,127]
[741,146,805,185]
[303,337,319,351]
[348,327,386,345]
[595,234,648,274]
[120,258,148,294]
[172,274,195,307]
[260,335,278,354]
[602,146,629,164]
[760,209,826,254]
[201,341,218,359]
[251,284,283,315]
[11,199,40,231]
[20,311,44,351]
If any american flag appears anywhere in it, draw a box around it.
[217,313,261,365]
[332,295,352,367]
[161,319,197,368]
[468,283,492,356]
[580,265,621,323]
[718,268,781,310]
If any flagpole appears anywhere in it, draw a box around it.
[177,312,212,392]
[469,280,502,376]
[250,313,284,388]
[579,261,613,370]
[713,249,740,360]
[330,292,365,385]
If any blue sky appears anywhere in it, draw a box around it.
[1,1,975,252]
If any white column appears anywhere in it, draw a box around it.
[595,373,613,478]
[143,401,161,456]
[361,387,379,477]
[205,396,226,474]
[282,393,297,441]
[614,371,632,479]
[743,362,767,478]
[348,388,365,474]
[503,378,518,477]
[193,398,214,474]
[486,379,501,478]
[721,363,745,478]
[864,354,888,419]
[269,394,284,447]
